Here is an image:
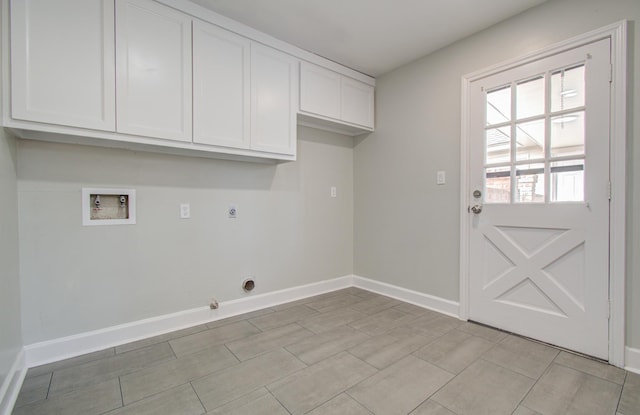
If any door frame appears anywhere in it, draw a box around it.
[459,21,628,366]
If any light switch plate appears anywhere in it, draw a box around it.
[436,170,446,185]
[180,203,190,219]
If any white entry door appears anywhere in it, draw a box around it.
[467,39,611,359]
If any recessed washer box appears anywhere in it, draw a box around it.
[82,188,136,226]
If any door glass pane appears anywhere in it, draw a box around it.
[551,65,585,112]
[551,160,584,202]
[486,127,511,164]
[485,166,511,203]
[516,119,545,161]
[516,163,544,203]
[516,76,544,119]
[550,111,584,157]
[486,86,511,125]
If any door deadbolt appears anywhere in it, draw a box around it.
[473,190,482,199]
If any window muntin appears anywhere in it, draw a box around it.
[483,63,586,204]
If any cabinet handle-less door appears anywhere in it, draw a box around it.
[250,43,298,156]
[10,0,115,131]
[193,20,250,149]
[116,0,192,142]
[341,77,375,128]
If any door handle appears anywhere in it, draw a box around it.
[470,204,483,214]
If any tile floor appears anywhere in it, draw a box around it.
[12,288,640,415]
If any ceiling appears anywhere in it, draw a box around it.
[189,0,548,77]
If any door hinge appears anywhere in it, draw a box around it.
[607,181,612,200]
[607,299,611,319]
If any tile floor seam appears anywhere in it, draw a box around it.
[266,389,293,415]
[117,376,124,410]
[552,360,627,386]
[187,382,207,415]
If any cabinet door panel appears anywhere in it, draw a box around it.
[299,61,341,119]
[11,0,115,130]
[341,77,374,128]
[251,43,297,155]
[193,20,250,149]
[116,0,192,142]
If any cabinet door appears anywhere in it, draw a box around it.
[116,0,192,142]
[341,77,375,128]
[250,43,298,155]
[299,61,341,120]
[10,0,115,131]
[193,20,250,149]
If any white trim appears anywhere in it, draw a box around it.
[460,21,627,366]
[625,347,640,375]
[0,349,26,415]
[24,275,353,368]
[353,275,460,318]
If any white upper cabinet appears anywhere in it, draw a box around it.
[299,61,374,134]
[250,43,298,156]
[341,77,375,128]
[10,0,116,131]
[193,20,250,149]
[299,62,341,120]
[115,0,192,142]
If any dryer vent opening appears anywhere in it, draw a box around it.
[242,278,255,292]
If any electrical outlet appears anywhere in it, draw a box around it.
[330,186,337,198]
[180,203,190,219]
[228,204,238,219]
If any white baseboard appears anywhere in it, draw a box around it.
[625,346,640,374]
[0,349,26,415]
[25,275,353,368]
[352,275,460,318]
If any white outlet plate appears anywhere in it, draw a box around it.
[436,170,446,185]
[331,186,337,198]
[180,203,190,219]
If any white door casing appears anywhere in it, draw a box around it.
[461,24,627,363]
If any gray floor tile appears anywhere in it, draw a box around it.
[348,295,401,314]
[104,384,204,415]
[206,308,275,329]
[120,344,238,404]
[285,325,370,365]
[49,342,175,396]
[299,307,368,333]
[12,378,121,415]
[205,388,289,415]
[14,373,51,407]
[348,355,453,415]
[306,393,373,415]
[413,329,494,374]
[226,323,314,361]
[513,406,542,415]
[458,322,508,342]
[432,359,535,415]
[349,331,437,369]
[343,287,381,299]
[522,363,622,415]
[306,293,366,313]
[116,325,209,354]
[248,304,318,330]
[169,321,260,357]
[192,348,306,411]
[348,307,418,336]
[618,371,640,415]
[392,302,434,316]
[410,400,457,415]
[402,313,463,337]
[25,347,115,378]
[482,335,559,379]
[268,351,377,415]
[554,351,627,385]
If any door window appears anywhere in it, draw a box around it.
[484,64,586,204]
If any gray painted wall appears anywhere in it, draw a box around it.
[354,0,640,348]
[18,126,354,344]
[0,129,22,385]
